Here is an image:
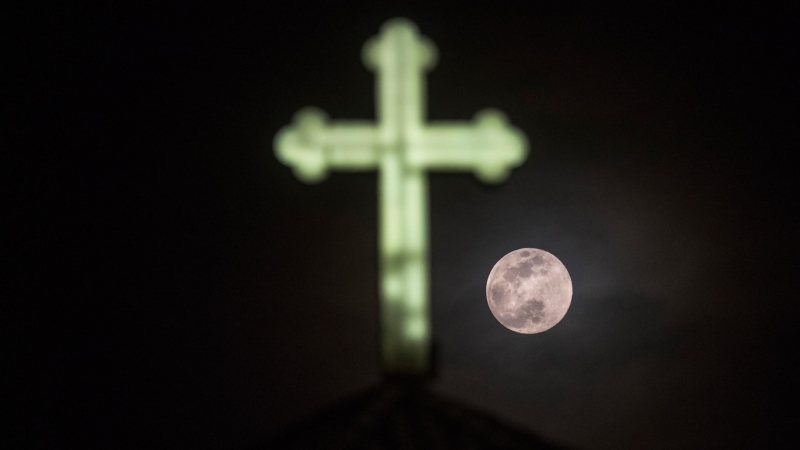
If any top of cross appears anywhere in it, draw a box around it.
[363,18,438,75]
[363,18,437,135]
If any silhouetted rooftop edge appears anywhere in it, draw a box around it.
[248,381,576,450]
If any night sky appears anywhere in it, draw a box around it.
[8,2,799,449]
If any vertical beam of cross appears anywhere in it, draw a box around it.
[364,20,438,373]
[274,18,528,374]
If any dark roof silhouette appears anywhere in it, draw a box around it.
[249,381,573,450]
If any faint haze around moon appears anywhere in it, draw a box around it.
[486,248,573,334]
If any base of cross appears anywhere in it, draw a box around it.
[382,341,439,380]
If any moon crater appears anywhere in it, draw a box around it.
[486,248,572,334]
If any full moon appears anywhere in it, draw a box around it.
[486,248,573,334]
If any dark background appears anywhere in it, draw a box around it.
[6,1,799,449]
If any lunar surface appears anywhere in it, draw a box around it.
[486,248,572,334]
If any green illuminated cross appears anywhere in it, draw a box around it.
[274,18,528,374]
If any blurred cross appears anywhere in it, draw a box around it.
[275,18,528,374]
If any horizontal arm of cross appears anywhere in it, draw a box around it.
[275,107,528,184]
[274,107,379,183]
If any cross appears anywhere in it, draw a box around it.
[274,18,528,374]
